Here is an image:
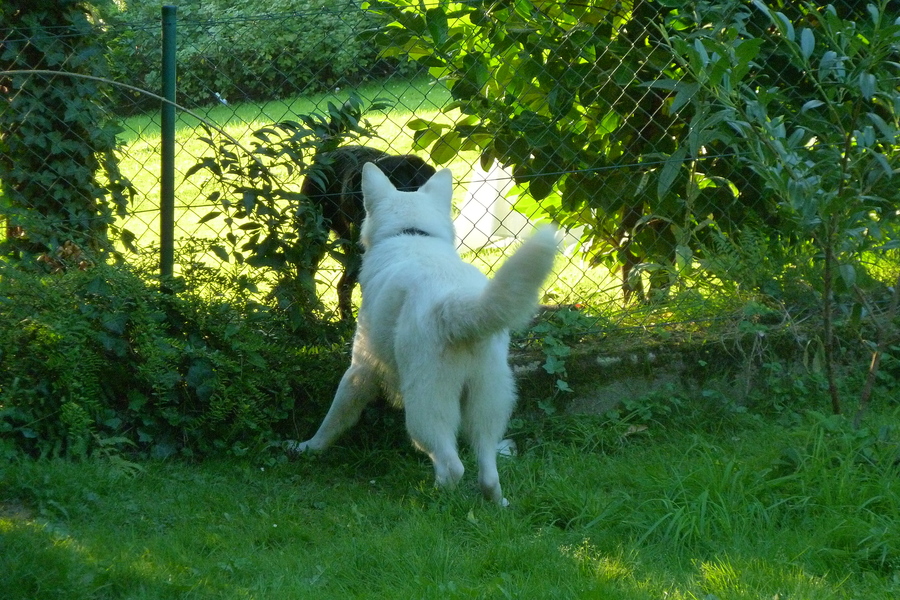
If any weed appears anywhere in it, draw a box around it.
[526,307,602,415]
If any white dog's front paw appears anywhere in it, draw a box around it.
[284,440,310,454]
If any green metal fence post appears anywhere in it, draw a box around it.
[160,5,177,284]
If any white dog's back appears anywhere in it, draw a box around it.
[292,163,557,505]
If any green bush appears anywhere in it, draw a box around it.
[0,0,134,257]
[102,0,406,113]
[0,258,349,460]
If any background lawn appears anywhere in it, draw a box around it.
[115,76,471,241]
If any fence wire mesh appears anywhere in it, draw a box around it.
[3,0,899,343]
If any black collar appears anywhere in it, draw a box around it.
[396,227,432,237]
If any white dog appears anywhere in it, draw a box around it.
[290,163,557,505]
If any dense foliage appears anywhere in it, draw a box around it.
[361,0,900,418]
[3,0,899,458]
[366,0,900,303]
[100,0,407,113]
[0,2,404,459]
[663,0,900,414]
[0,0,134,259]
[0,260,349,460]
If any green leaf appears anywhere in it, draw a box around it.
[872,152,893,178]
[877,239,900,251]
[511,111,555,148]
[858,72,876,100]
[413,128,441,151]
[733,37,764,68]
[867,3,881,25]
[120,228,138,254]
[675,243,693,274]
[242,191,257,214]
[198,211,222,224]
[819,51,845,81]
[657,146,687,201]
[462,53,489,92]
[528,172,558,201]
[548,86,575,119]
[801,99,824,112]
[839,263,856,289]
[430,130,462,164]
[480,149,495,171]
[555,379,573,393]
[86,275,113,297]
[210,244,230,262]
[183,157,222,179]
[670,82,698,114]
[407,117,441,131]
[414,53,450,68]
[800,28,815,61]
[451,76,481,101]
[867,112,897,141]
[425,7,449,48]
[693,38,710,68]
[773,11,795,42]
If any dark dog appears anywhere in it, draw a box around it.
[300,145,436,319]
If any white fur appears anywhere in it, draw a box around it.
[291,163,558,504]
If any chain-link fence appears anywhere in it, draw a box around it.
[3,0,900,342]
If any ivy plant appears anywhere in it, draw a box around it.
[0,0,135,262]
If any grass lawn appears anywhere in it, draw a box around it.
[3,407,899,599]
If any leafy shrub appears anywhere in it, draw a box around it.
[0,0,135,257]
[667,0,900,414]
[102,0,409,113]
[0,259,349,459]
[188,94,389,326]
[523,307,602,415]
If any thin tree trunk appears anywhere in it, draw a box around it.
[822,239,841,415]
[853,273,900,428]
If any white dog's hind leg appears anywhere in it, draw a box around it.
[290,363,379,453]
[463,362,516,505]
[404,381,465,490]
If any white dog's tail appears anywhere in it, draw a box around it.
[438,226,558,342]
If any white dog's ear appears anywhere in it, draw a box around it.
[361,162,394,211]
[418,168,453,205]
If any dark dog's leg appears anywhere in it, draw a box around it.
[336,250,362,320]
[331,148,385,320]
[298,154,337,298]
